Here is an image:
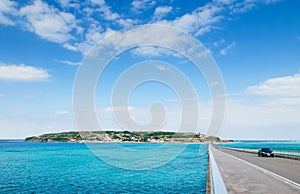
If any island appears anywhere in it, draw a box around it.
[25,131,225,143]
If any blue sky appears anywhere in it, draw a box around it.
[0,0,300,139]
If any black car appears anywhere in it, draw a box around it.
[258,148,275,157]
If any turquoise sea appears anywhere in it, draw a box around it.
[0,141,208,193]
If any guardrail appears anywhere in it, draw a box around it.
[219,146,300,159]
[273,150,300,158]
[208,143,228,194]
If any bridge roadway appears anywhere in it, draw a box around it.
[211,146,300,193]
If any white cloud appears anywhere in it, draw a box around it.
[154,63,170,72]
[210,81,220,86]
[230,1,256,13]
[57,0,70,7]
[213,38,225,47]
[57,0,80,9]
[0,0,279,57]
[0,63,50,82]
[195,25,215,36]
[131,0,156,13]
[0,0,17,25]
[229,0,280,14]
[0,94,5,97]
[220,41,236,55]
[76,25,116,55]
[90,0,119,21]
[104,106,134,112]
[20,0,78,43]
[213,0,235,4]
[117,18,138,28]
[56,110,69,116]
[265,97,300,106]
[87,24,213,61]
[247,73,300,97]
[153,6,172,21]
[221,97,300,140]
[85,23,104,44]
[220,72,300,139]
[131,46,181,58]
[264,0,281,4]
[59,60,81,66]
[159,4,223,37]
[63,43,79,51]
[102,9,119,21]
[89,0,105,6]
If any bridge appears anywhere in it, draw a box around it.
[208,144,300,194]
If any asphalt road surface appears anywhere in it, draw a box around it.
[212,147,300,193]
[217,146,300,185]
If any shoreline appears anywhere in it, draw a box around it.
[25,140,207,144]
[0,139,208,144]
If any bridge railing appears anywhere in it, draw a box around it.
[209,143,228,194]
[219,146,300,159]
[273,150,300,158]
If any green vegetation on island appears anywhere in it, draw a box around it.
[25,131,225,143]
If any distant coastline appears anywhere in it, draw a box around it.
[25,131,232,143]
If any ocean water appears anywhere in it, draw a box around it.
[0,141,208,193]
[218,141,300,152]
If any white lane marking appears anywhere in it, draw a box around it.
[216,148,300,190]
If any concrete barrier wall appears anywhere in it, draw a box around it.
[208,144,228,194]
